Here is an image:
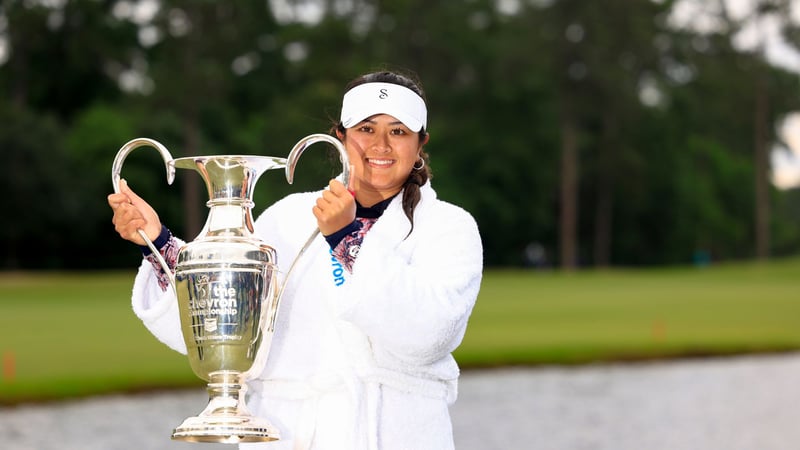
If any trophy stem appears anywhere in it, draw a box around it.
[172,371,280,443]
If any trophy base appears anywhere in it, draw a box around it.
[172,415,280,443]
[171,370,280,444]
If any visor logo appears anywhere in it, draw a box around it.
[379,88,388,99]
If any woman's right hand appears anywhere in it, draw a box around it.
[107,179,163,246]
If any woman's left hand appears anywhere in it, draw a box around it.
[313,178,356,236]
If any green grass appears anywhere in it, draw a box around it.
[0,271,195,404]
[457,258,800,366]
[1,258,799,404]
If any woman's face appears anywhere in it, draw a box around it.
[338,113,429,206]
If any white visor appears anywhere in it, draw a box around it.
[340,82,427,132]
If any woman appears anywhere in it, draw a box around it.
[108,70,483,449]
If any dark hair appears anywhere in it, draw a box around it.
[332,70,432,235]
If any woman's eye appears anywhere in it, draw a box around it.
[390,128,406,135]
[358,125,373,132]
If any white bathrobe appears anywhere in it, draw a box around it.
[130,181,483,450]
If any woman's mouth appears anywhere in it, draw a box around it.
[367,158,394,167]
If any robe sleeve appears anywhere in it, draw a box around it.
[130,245,187,355]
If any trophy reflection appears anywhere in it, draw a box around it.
[111,135,349,443]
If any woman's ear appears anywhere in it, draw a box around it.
[420,132,430,147]
[336,128,345,141]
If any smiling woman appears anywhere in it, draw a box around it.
[107,69,484,450]
[334,109,428,207]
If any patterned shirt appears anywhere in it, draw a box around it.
[325,195,396,273]
[141,225,179,292]
[329,217,378,273]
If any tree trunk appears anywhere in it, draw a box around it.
[180,5,204,240]
[9,24,28,110]
[593,179,613,267]
[753,67,770,260]
[182,117,203,239]
[560,108,579,270]
[594,114,616,267]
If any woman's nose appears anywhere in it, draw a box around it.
[371,133,391,152]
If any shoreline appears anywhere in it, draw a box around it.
[3,352,800,449]
[5,349,800,408]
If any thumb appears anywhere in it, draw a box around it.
[346,164,356,196]
[119,179,144,205]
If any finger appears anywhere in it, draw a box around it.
[316,196,331,210]
[113,208,145,240]
[328,179,350,197]
[118,178,130,195]
[107,193,130,209]
[119,179,144,205]
[346,164,356,196]
[109,179,135,208]
[117,204,141,224]
[328,178,342,191]
[322,186,341,203]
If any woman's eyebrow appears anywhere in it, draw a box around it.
[360,118,404,126]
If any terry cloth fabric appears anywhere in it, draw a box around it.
[128,181,483,450]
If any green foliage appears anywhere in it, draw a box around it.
[772,187,800,255]
[1,0,799,268]
[0,104,72,268]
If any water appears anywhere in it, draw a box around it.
[3,353,800,450]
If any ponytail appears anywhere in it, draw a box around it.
[401,143,431,237]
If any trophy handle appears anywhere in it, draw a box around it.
[267,134,350,331]
[285,133,351,188]
[111,138,177,290]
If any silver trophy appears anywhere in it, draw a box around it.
[111,135,349,444]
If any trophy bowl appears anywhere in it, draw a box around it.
[171,237,281,443]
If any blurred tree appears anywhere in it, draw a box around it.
[570,0,669,267]
[62,103,190,268]
[1,0,800,269]
[664,0,800,262]
[0,104,70,268]
[136,1,281,237]
[505,0,671,268]
[548,0,584,270]
[0,0,135,118]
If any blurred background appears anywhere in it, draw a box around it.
[3,2,800,448]
[2,0,800,271]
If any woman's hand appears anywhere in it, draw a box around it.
[107,179,163,246]
[313,178,357,236]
